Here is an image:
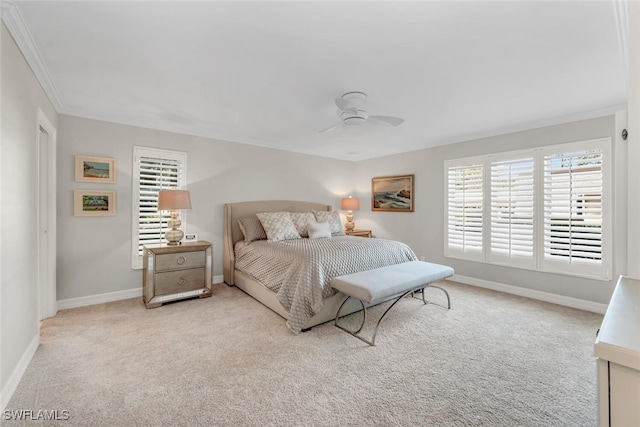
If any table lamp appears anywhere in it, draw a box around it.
[341,196,360,232]
[157,189,192,245]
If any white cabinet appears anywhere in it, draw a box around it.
[594,276,640,426]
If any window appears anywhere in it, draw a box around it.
[489,154,535,269]
[541,143,608,278]
[445,158,484,261]
[131,147,187,269]
[444,138,611,280]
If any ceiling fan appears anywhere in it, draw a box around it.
[319,91,405,133]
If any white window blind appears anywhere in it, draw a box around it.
[489,155,535,268]
[444,138,610,281]
[541,142,609,278]
[445,159,484,261]
[131,147,187,269]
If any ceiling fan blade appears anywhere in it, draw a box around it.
[335,98,357,113]
[319,122,344,133]
[368,115,405,127]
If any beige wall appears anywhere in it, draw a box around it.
[353,115,623,305]
[1,24,58,401]
[57,115,355,300]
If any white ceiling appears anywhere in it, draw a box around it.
[4,1,628,161]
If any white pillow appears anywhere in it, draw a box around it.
[308,221,332,239]
[312,210,345,236]
[256,211,301,242]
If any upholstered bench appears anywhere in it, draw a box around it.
[331,260,454,346]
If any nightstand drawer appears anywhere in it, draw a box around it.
[155,251,205,272]
[155,268,205,295]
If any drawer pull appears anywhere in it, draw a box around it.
[177,277,187,286]
[176,256,187,265]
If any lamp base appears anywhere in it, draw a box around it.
[345,210,355,232]
[165,212,184,245]
[165,228,184,245]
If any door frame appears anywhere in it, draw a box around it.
[37,109,57,320]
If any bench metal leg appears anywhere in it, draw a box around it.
[336,283,451,346]
[412,285,451,309]
[335,296,366,334]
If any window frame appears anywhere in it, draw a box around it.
[444,138,612,281]
[131,146,188,269]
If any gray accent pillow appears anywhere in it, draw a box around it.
[256,211,301,241]
[308,221,332,239]
[290,212,315,237]
[312,210,345,236]
[238,216,267,244]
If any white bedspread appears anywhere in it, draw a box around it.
[234,236,417,332]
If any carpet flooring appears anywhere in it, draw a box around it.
[5,281,603,426]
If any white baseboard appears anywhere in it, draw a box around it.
[1,332,39,412]
[451,274,608,314]
[56,275,225,310]
[57,288,142,310]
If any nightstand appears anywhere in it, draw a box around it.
[142,241,212,308]
[345,229,372,238]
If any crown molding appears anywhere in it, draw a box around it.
[1,0,64,111]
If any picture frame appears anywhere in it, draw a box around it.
[74,190,116,216]
[371,174,414,212]
[75,155,117,183]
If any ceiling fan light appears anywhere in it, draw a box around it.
[343,116,367,126]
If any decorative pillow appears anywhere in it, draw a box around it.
[312,210,345,236]
[256,211,301,242]
[308,221,332,239]
[289,212,315,237]
[238,216,267,244]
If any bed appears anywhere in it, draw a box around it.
[223,200,418,332]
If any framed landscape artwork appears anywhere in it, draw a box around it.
[75,155,117,183]
[74,190,116,216]
[371,174,414,212]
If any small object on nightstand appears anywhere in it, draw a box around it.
[346,229,372,238]
[142,240,212,308]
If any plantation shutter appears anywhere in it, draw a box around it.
[445,159,484,261]
[541,142,609,279]
[131,147,187,269]
[489,155,535,268]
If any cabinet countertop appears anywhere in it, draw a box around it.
[594,275,640,370]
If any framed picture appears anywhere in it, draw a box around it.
[75,155,117,183]
[74,190,116,216]
[371,174,414,212]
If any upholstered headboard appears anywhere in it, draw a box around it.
[223,200,331,285]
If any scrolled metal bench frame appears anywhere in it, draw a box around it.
[334,284,450,346]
